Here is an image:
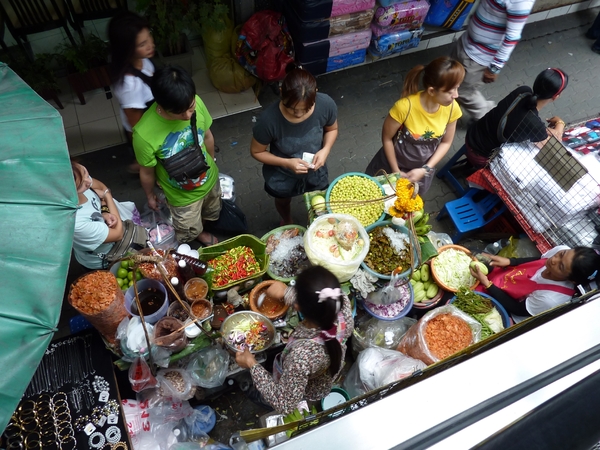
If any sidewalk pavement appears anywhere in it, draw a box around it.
[67,9,600,308]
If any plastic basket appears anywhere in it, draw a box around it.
[361,220,418,280]
[448,291,511,329]
[261,225,308,282]
[325,172,386,227]
[430,244,479,292]
[199,234,269,291]
[304,190,328,224]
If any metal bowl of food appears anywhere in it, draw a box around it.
[220,311,275,354]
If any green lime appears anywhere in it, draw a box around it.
[127,271,134,281]
[120,260,130,269]
[135,271,142,281]
[116,277,125,287]
[117,268,128,279]
[128,280,134,287]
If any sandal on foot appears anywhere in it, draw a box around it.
[197,233,218,247]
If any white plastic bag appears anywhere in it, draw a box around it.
[343,347,426,395]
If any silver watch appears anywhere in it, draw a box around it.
[422,165,433,174]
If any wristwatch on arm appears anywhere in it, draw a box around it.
[422,165,433,174]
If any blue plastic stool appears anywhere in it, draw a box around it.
[437,188,507,242]
[436,144,468,196]
[69,315,93,334]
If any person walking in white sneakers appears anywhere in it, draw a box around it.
[450,0,536,121]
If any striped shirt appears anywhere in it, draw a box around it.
[462,0,535,70]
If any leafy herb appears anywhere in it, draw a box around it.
[453,287,493,314]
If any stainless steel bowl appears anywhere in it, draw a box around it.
[220,311,275,354]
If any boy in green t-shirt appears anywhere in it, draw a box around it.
[133,66,221,245]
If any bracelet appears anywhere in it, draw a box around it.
[102,189,110,199]
[485,281,494,289]
[101,206,110,214]
[556,120,565,126]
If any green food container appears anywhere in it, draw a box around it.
[199,234,269,291]
[261,225,308,283]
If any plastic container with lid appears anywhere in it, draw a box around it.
[304,213,370,282]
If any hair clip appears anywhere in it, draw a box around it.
[588,270,598,281]
[316,287,342,302]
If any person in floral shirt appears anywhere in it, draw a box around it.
[235,266,354,414]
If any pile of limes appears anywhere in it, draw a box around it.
[115,259,142,290]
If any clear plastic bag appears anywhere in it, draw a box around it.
[426,231,453,249]
[187,347,230,388]
[129,356,158,392]
[343,347,425,396]
[335,219,360,251]
[397,305,482,365]
[141,201,177,249]
[352,316,416,352]
[219,173,236,201]
[156,368,196,401]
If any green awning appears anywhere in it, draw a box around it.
[0,62,78,431]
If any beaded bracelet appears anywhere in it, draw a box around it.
[101,206,110,214]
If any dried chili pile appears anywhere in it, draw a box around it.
[208,246,261,288]
[424,313,472,360]
[69,271,119,315]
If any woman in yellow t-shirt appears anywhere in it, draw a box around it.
[366,57,464,194]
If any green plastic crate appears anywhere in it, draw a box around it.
[200,234,269,291]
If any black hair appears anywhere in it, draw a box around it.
[294,266,344,376]
[151,65,196,114]
[107,11,150,84]
[280,68,317,111]
[524,68,569,109]
[569,247,600,285]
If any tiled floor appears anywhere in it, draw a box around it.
[56,46,259,157]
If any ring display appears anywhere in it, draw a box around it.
[4,334,128,450]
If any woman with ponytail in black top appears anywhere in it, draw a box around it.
[235,266,353,414]
[464,68,569,168]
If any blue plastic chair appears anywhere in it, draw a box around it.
[436,144,468,196]
[437,188,507,242]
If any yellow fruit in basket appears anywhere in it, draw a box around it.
[311,195,327,212]
[329,175,384,227]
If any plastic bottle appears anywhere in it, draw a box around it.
[177,259,195,283]
[171,277,185,301]
[172,422,188,442]
[484,239,510,255]
[172,252,208,275]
